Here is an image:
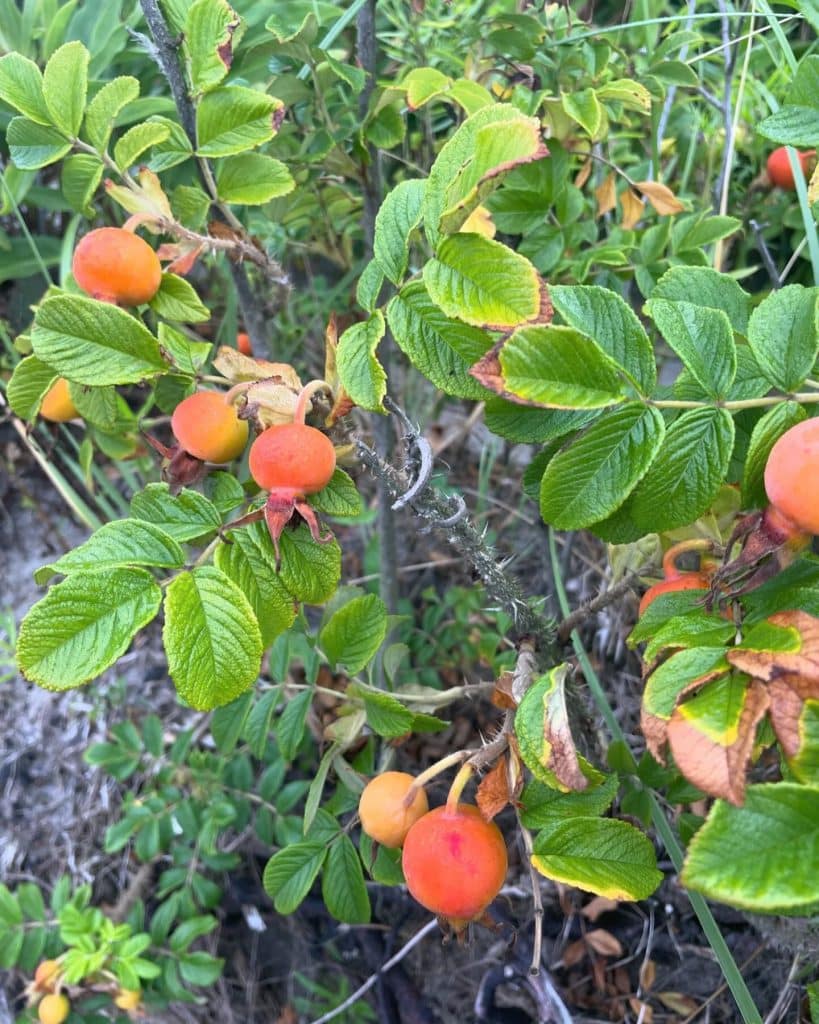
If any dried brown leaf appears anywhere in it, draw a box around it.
[620,187,645,229]
[585,928,623,958]
[595,172,617,218]
[635,179,685,215]
[581,895,619,922]
[477,755,512,821]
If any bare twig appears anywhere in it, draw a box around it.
[749,219,782,288]
[556,569,645,644]
[307,918,440,1024]
[762,954,801,1024]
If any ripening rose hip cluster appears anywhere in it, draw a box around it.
[358,771,508,927]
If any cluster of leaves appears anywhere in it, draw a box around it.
[3,13,819,1024]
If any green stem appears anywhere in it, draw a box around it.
[547,529,763,1024]
[648,392,819,411]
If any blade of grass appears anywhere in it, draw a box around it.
[547,528,763,1024]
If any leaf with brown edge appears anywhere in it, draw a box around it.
[727,610,819,683]
[477,755,511,821]
[667,677,769,805]
[439,116,549,234]
[595,172,616,218]
[620,187,644,230]
[515,663,588,792]
[212,347,302,389]
[767,675,819,784]
[640,707,670,764]
[634,180,685,215]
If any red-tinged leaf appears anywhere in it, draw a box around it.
[491,671,517,709]
[667,678,769,805]
[767,675,819,783]
[728,610,819,683]
[477,755,511,821]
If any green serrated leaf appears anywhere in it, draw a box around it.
[216,153,294,204]
[481,324,627,409]
[320,595,387,674]
[114,121,171,171]
[307,468,364,519]
[757,107,819,148]
[532,817,662,899]
[17,568,162,690]
[38,519,184,582]
[650,266,750,335]
[84,76,140,151]
[540,403,665,529]
[7,117,72,169]
[645,299,736,398]
[163,567,263,710]
[31,295,167,385]
[388,283,492,400]
[682,782,819,913]
[277,688,312,761]
[67,382,119,429]
[747,285,819,392]
[149,273,210,323]
[42,41,88,136]
[322,834,371,924]
[520,774,619,829]
[337,311,386,412]
[214,521,297,647]
[130,483,221,542]
[5,355,58,420]
[550,284,656,393]
[196,85,283,157]
[61,153,103,214]
[561,88,603,138]
[595,408,735,540]
[0,53,51,124]
[373,178,425,284]
[263,841,327,914]
[424,232,542,330]
[277,524,341,605]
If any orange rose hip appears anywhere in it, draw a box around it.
[402,803,508,925]
[72,226,162,306]
[171,391,249,464]
[358,771,429,848]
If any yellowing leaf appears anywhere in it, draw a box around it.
[634,179,685,215]
[459,204,496,238]
[809,161,819,205]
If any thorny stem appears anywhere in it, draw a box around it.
[555,569,645,645]
[355,436,556,653]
